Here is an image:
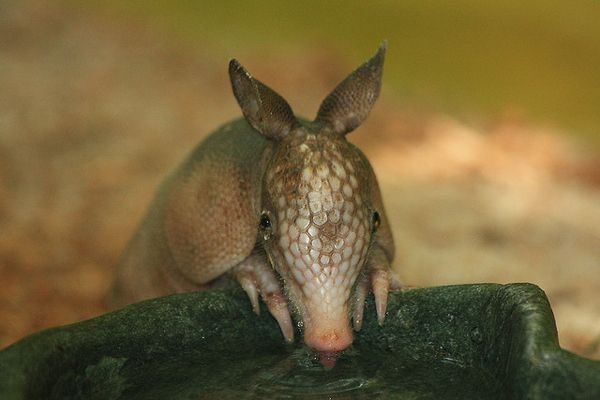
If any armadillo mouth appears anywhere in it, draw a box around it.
[317,351,339,369]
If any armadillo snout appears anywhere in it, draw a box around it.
[303,322,354,353]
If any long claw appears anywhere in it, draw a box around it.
[238,275,260,315]
[264,292,295,343]
[353,274,369,331]
[371,267,390,326]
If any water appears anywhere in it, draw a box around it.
[110,347,504,399]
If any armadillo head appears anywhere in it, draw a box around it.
[263,129,377,352]
[229,43,387,353]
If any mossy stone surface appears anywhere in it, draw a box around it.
[0,284,598,399]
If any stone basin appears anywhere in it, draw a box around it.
[1,283,599,399]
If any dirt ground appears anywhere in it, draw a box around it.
[0,1,598,359]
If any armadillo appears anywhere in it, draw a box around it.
[112,43,397,355]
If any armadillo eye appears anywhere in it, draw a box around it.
[259,212,273,241]
[372,210,381,232]
[259,213,272,230]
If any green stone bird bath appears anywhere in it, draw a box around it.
[1,284,599,399]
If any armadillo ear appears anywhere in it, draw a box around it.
[229,59,298,140]
[315,42,386,135]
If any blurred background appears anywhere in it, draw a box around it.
[0,0,598,358]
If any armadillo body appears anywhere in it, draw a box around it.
[113,43,397,354]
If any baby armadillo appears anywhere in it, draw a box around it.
[112,43,397,354]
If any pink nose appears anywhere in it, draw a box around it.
[303,325,354,353]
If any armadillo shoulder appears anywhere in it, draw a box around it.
[161,118,273,284]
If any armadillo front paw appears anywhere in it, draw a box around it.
[231,257,294,343]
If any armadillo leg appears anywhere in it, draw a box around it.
[230,251,294,343]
